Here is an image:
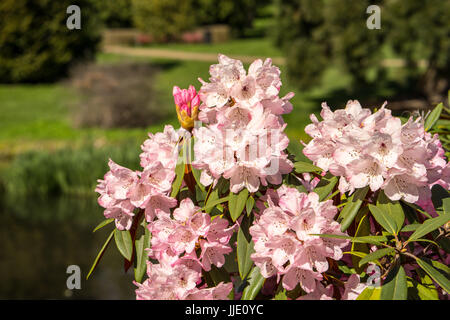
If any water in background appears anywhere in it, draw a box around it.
[0,195,135,299]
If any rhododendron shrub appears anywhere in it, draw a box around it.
[88,55,450,300]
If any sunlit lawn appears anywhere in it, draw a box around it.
[141,38,283,58]
[0,45,367,168]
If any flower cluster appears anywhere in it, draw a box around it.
[303,100,449,203]
[135,257,232,300]
[96,125,182,230]
[192,54,294,193]
[135,197,235,299]
[249,186,349,293]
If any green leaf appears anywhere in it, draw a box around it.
[187,137,205,193]
[352,212,371,273]
[191,168,205,193]
[237,216,255,280]
[381,265,407,300]
[114,229,133,261]
[425,258,450,275]
[246,196,255,217]
[223,248,238,274]
[274,289,288,300]
[357,286,381,300]
[229,188,249,221]
[287,140,307,162]
[241,267,265,300]
[134,223,150,283]
[400,223,421,232]
[203,195,230,212]
[170,162,185,198]
[431,184,450,213]
[443,197,450,215]
[93,218,114,233]
[209,265,230,286]
[416,258,450,294]
[368,204,398,235]
[424,102,443,131]
[359,248,395,268]
[416,275,439,300]
[312,233,388,246]
[86,229,115,280]
[313,175,338,201]
[402,201,433,219]
[204,187,219,214]
[376,191,404,233]
[408,213,450,242]
[293,161,322,173]
[339,186,370,232]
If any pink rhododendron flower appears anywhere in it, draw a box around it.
[193,54,294,194]
[342,274,367,300]
[303,100,449,204]
[249,187,349,293]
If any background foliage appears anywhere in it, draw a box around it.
[0,0,101,83]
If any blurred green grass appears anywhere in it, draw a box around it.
[140,38,283,58]
[0,51,354,156]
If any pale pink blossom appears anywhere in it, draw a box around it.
[303,100,448,203]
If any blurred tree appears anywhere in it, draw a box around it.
[274,0,384,90]
[384,0,450,105]
[275,0,449,104]
[0,0,101,83]
[194,0,259,37]
[274,0,330,89]
[131,0,262,40]
[96,0,133,28]
[131,0,196,42]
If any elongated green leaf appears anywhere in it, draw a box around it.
[400,223,421,232]
[424,102,443,131]
[381,265,407,300]
[203,195,230,211]
[209,265,231,286]
[404,201,433,219]
[204,187,219,214]
[246,196,255,217]
[444,197,450,215]
[114,229,133,261]
[237,217,255,280]
[357,286,381,300]
[408,213,450,242]
[312,233,388,246]
[170,162,185,198]
[352,212,371,273]
[241,267,265,300]
[431,184,449,213]
[229,188,249,221]
[86,229,115,280]
[359,248,395,268]
[368,204,398,234]
[416,258,450,294]
[191,168,205,192]
[339,186,369,232]
[93,218,114,233]
[313,175,338,201]
[294,161,322,173]
[416,275,439,300]
[134,224,150,283]
[376,191,404,233]
[425,258,450,274]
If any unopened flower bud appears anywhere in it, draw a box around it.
[173,85,200,130]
